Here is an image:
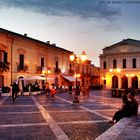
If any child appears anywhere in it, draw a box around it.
[50,87,56,100]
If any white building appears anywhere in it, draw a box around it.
[100,38,140,89]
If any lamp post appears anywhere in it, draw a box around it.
[70,51,87,103]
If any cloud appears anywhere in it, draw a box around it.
[0,0,120,20]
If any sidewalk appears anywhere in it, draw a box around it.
[96,108,140,140]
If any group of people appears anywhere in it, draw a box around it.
[109,89,139,124]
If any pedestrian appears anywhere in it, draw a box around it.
[50,87,56,100]
[28,83,32,95]
[45,82,50,97]
[127,90,139,116]
[68,84,72,96]
[85,85,89,97]
[109,94,132,123]
[76,85,81,96]
[12,81,19,102]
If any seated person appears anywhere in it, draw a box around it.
[109,94,131,123]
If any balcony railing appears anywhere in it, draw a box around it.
[17,65,28,72]
[0,61,10,73]
[69,69,74,74]
[54,68,61,74]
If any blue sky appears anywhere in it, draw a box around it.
[0,0,140,66]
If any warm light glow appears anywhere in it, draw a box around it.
[131,74,134,77]
[80,51,86,62]
[25,61,29,66]
[109,68,121,73]
[70,53,75,61]
[42,68,51,75]
[116,68,121,73]
[74,73,80,78]
[77,74,80,78]
[62,68,65,73]
[47,70,51,74]
[42,70,46,75]
[102,77,106,80]
[109,69,113,72]
[126,74,129,77]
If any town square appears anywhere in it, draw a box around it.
[0,0,140,140]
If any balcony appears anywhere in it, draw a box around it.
[17,65,28,72]
[69,69,74,74]
[0,61,10,73]
[54,68,61,74]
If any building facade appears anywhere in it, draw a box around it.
[0,28,72,89]
[100,39,140,89]
[0,28,97,91]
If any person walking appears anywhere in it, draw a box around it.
[50,87,56,100]
[12,81,19,102]
[68,84,72,96]
[45,82,50,97]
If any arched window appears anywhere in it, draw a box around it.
[122,76,128,89]
[113,59,117,69]
[122,59,126,68]
[112,76,118,88]
[103,61,106,69]
[132,58,136,68]
[132,76,138,89]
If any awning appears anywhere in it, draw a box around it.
[19,76,47,81]
[62,76,81,82]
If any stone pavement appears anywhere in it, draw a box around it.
[0,90,139,140]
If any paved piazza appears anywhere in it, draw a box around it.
[0,90,123,140]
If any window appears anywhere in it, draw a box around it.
[132,58,136,68]
[55,61,58,71]
[0,51,7,62]
[41,57,44,69]
[103,61,106,69]
[113,59,117,69]
[0,51,4,62]
[4,52,7,62]
[69,64,72,73]
[19,54,24,70]
[122,59,126,68]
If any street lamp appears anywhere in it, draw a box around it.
[42,68,51,82]
[70,51,87,103]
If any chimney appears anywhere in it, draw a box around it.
[24,33,27,37]
[46,41,50,44]
[52,43,56,46]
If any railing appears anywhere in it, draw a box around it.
[17,65,28,72]
[54,68,61,74]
